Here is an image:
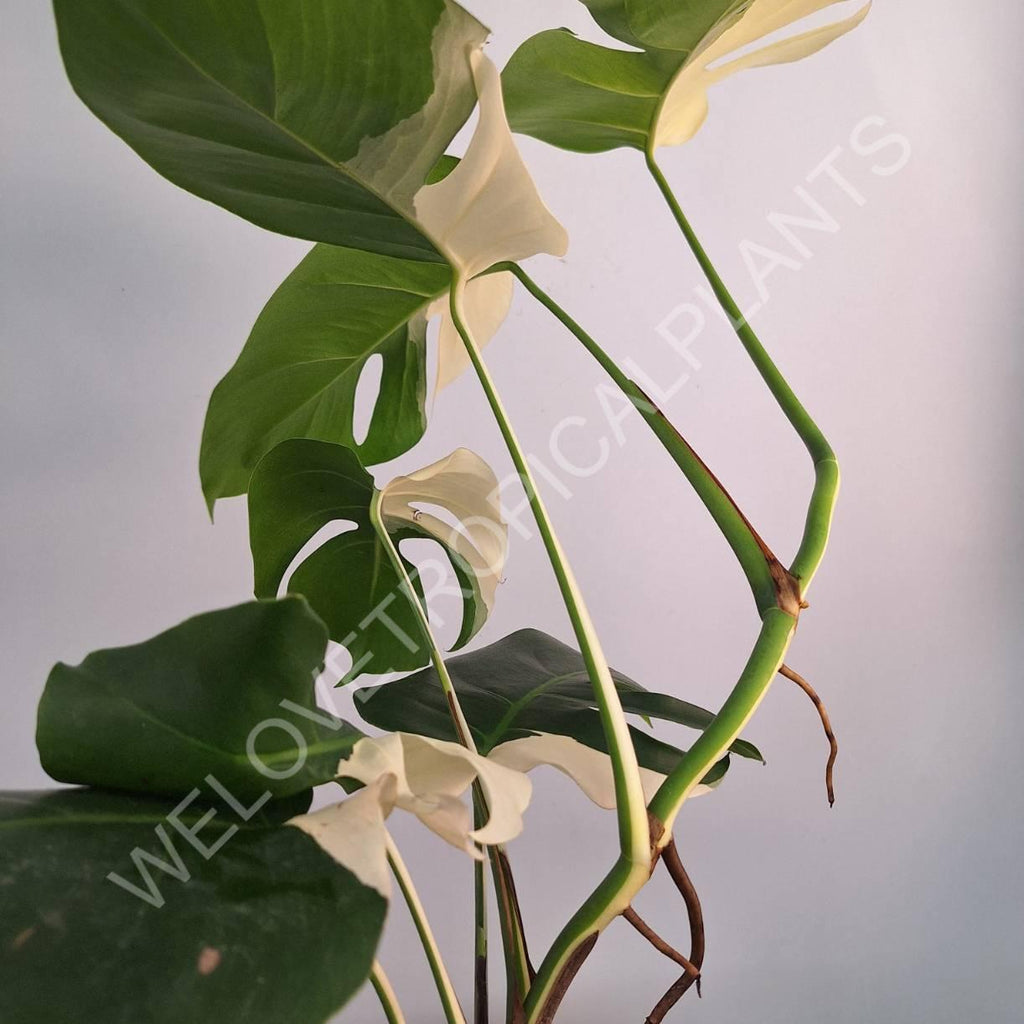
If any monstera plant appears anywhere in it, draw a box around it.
[0,1,866,1021]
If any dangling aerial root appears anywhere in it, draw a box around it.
[642,841,706,1023]
[622,907,701,980]
[779,663,839,807]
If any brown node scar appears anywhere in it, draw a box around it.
[779,663,839,807]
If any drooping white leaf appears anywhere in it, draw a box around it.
[415,50,569,392]
[489,732,715,810]
[381,448,508,617]
[289,732,533,886]
[416,51,569,278]
[655,0,873,147]
[338,733,533,856]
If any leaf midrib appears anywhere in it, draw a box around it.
[73,665,352,771]
[135,2,450,260]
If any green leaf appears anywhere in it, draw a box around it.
[37,599,362,800]
[0,788,386,1024]
[200,245,451,508]
[622,0,747,52]
[501,29,674,154]
[504,0,870,154]
[248,440,501,679]
[53,0,488,260]
[355,628,764,779]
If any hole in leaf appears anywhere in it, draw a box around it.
[353,354,384,446]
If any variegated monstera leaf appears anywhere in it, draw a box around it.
[248,441,507,679]
[504,0,871,154]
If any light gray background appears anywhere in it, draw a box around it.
[2,1,1022,1022]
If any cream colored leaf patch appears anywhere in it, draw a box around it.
[655,0,872,148]
[415,50,569,392]
[381,448,508,618]
[288,776,396,898]
[289,732,533,889]
[489,733,714,810]
[339,732,532,855]
[430,271,515,393]
[348,4,489,212]
[416,51,569,278]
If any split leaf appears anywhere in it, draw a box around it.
[248,441,506,679]
[200,248,450,508]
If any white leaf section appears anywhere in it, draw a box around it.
[489,732,714,810]
[430,271,515,393]
[348,4,489,211]
[288,776,396,898]
[416,51,569,277]
[381,448,508,615]
[290,733,533,882]
[655,0,872,148]
[414,49,569,392]
[340,733,532,853]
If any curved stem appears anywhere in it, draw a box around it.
[449,281,651,1019]
[370,492,533,999]
[644,149,840,592]
[648,609,797,839]
[497,261,778,616]
[387,833,467,1024]
[370,491,476,751]
[370,962,406,1024]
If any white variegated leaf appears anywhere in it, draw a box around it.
[288,777,396,898]
[416,52,569,278]
[489,732,715,810]
[655,0,873,147]
[381,448,508,619]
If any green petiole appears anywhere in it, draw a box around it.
[449,278,653,1021]
[387,833,467,1024]
[370,962,406,1024]
[369,490,533,1009]
[643,149,841,593]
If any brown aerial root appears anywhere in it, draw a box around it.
[779,663,839,807]
[622,907,701,981]
[642,841,705,1024]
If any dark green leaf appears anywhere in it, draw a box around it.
[200,245,450,508]
[355,628,763,779]
[37,599,362,800]
[0,788,386,1024]
[53,0,487,259]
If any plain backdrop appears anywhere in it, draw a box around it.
[2,1,1022,1022]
